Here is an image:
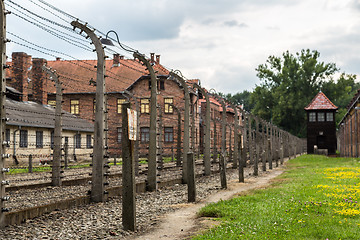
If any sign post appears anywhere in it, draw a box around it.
[122,104,137,231]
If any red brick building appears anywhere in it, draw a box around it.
[7,52,217,157]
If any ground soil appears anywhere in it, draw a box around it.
[132,165,286,240]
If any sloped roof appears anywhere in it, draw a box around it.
[6,55,169,95]
[5,99,93,132]
[199,96,235,113]
[45,58,168,94]
[346,89,360,110]
[304,91,338,110]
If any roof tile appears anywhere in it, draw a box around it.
[304,91,337,110]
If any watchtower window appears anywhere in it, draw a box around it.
[318,112,325,122]
[326,112,334,122]
[309,112,316,122]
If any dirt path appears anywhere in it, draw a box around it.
[133,166,286,240]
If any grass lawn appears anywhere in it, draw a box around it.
[193,155,360,240]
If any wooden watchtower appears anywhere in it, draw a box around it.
[304,91,337,155]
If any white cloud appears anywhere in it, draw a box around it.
[6,0,360,94]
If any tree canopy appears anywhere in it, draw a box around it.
[224,49,359,138]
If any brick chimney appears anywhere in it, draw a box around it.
[156,55,160,64]
[150,53,155,63]
[32,58,48,105]
[11,52,32,101]
[113,53,120,67]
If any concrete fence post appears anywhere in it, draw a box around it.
[187,152,196,202]
[42,65,62,187]
[0,0,7,227]
[28,154,33,173]
[135,53,158,191]
[71,21,107,202]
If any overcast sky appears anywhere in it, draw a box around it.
[5,0,360,94]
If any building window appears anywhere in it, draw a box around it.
[19,130,28,148]
[48,100,56,108]
[159,79,165,90]
[318,112,325,122]
[117,98,126,113]
[75,133,81,149]
[5,129,10,147]
[148,79,165,90]
[309,112,316,122]
[326,112,334,122]
[141,99,150,113]
[117,127,122,143]
[164,127,174,143]
[86,134,92,149]
[164,98,173,114]
[50,131,54,149]
[36,131,43,148]
[70,99,80,115]
[141,127,150,142]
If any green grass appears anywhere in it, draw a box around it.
[193,155,360,240]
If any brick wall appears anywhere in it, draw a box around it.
[31,58,48,105]
[9,52,32,101]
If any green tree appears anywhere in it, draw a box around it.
[224,90,254,112]
[251,49,338,137]
[322,73,360,124]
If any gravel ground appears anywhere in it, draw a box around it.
[5,161,221,212]
[0,163,264,239]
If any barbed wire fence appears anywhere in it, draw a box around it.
[0,0,306,229]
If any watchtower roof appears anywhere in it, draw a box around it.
[304,91,337,110]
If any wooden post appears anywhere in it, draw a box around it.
[254,118,259,176]
[262,121,266,172]
[238,135,244,183]
[219,153,227,189]
[268,124,273,170]
[248,115,253,165]
[28,154,33,173]
[274,128,280,167]
[187,152,196,202]
[122,103,136,231]
[213,117,218,163]
[113,157,116,166]
[64,141,68,170]
[123,90,140,176]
